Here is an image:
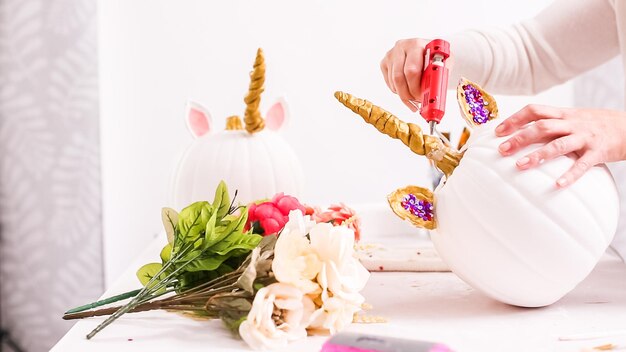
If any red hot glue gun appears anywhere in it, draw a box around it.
[419,39,450,135]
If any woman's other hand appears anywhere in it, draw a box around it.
[495,105,626,187]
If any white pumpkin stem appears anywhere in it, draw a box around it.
[225,116,243,131]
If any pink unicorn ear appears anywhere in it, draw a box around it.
[185,100,212,138]
[265,98,289,131]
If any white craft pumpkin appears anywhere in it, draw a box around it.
[335,79,620,307]
[433,121,619,307]
[171,49,304,210]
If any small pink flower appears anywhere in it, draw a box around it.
[272,193,306,216]
[245,193,306,236]
[312,203,361,242]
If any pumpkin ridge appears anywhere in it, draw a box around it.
[220,135,236,196]
[518,158,609,252]
[243,135,254,197]
[531,163,617,241]
[189,143,208,204]
[440,173,563,306]
[212,135,230,199]
[260,134,279,195]
[465,155,597,264]
[241,131,268,198]
[466,131,613,248]
[468,138,609,254]
[443,163,561,288]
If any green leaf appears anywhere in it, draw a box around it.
[184,254,230,272]
[178,201,212,243]
[136,263,166,292]
[217,262,236,275]
[208,292,253,332]
[203,209,219,247]
[225,209,248,235]
[180,248,202,263]
[222,315,248,333]
[257,234,278,253]
[177,271,218,292]
[212,180,230,220]
[210,232,262,256]
[235,236,276,293]
[160,243,172,263]
[213,296,253,312]
[236,247,260,294]
[204,211,247,250]
[161,207,179,245]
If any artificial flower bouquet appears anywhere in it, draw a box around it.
[64,181,369,350]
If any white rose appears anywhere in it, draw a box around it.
[239,283,315,351]
[272,211,322,294]
[283,209,317,234]
[307,296,363,335]
[309,223,370,301]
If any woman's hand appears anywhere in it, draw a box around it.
[380,38,453,112]
[495,105,626,187]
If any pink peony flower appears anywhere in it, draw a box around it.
[272,193,306,217]
[312,203,361,242]
[246,193,306,236]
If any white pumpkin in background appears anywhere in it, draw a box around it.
[171,49,304,210]
[335,79,619,307]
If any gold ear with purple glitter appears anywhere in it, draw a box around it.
[457,78,498,127]
[388,186,436,230]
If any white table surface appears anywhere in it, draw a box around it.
[52,233,626,352]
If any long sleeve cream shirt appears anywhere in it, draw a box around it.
[449,0,622,95]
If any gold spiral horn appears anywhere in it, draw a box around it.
[334,91,463,178]
[244,48,266,134]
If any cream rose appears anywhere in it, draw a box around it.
[282,209,316,235]
[239,283,315,351]
[272,211,321,294]
[309,222,370,301]
[305,222,370,335]
[307,296,362,335]
[264,211,370,340]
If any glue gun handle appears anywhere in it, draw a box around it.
[420,39,450,125]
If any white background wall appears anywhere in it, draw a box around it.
[99,0,573,286]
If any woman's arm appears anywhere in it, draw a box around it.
[381,0,620,109]
[448,0,620,94]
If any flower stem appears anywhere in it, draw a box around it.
[84,241,208,339]
[166,274,239,301]
[64,300,162,320]
[86,296,142,339]
[64,289,141,315]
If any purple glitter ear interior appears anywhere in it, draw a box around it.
[388,185,436,229]
[462,84,490,125]
[401,194,434,221]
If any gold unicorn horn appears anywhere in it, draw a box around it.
[244,48,266,133]
[334,91,463,178]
